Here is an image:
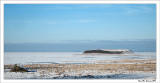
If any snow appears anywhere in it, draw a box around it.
[4,52,156,65]
[4,70,156,79]
[4,52,156,79]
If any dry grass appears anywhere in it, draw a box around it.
[4,59,156,75]
[4,63,156,71]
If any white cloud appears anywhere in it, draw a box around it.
[6,18,97,25]
[45,4,113,10]
[119,5,156,16]
[77,19,97,23]
[58,19,97,24]
[44,21,57,24]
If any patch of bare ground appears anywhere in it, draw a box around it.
[4,62,155,72]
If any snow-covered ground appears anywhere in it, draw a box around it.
[4,69,156,79]
[4,52,156,79]
[4,52,156,65]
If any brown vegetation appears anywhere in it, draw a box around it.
[10,64,28,72]
[5,59,156,75]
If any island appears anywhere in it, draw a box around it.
[83,49,134,54]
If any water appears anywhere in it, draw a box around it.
[4,52,156,65]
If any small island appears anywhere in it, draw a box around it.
[83,49,133,54]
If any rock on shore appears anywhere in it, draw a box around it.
[83,49,133,54]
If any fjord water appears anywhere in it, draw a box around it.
[4,52,156,65]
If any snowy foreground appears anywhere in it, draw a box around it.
[4,70,156,79]
[4,52,156,79]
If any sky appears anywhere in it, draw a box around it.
[4,4,156,52]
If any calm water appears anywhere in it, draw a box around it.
[4,52,156,65]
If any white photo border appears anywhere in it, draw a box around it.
[0,1,159,83]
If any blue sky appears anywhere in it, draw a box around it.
[4,4,156,52]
